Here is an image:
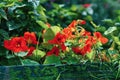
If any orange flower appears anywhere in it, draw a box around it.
[47,46,59,56]
[85,36,97,45]
[62,27,75,39]
[94,32,108,44]
[4,37,28,53]
[24,32,38,45]
[68,20,77,28]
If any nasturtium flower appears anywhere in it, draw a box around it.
[68,20,77,28]
[4,37,28,53]
[85,36,97,45]
[72,44,92,56]
[47,46,59,56]
[27,46,35,56]
[80,44,92,55]
[60,43,66,51]
[24,32,38,45]
[62,27,75,39]
[94,32,108,44]
[48,32,66,44]
[4,40,12,51]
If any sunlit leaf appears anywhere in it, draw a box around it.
[104,27,117,35]
[15,52,28,57]
[43,26,61,42]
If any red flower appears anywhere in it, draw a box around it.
[85,36,97,45]
[4,37,28,53]
[80,44,92,55]
[48,32,66,44]
[4,40,12,50]
[94,32,102,39]
[99,37,108,44]
[60,43,66,51]
[47,46,59,56]
[72,46,81,55]
[11,37,28,53]
[94,32,108,44]
[24,32,38,45]
[83,4,91,8]
[72,44,92,56]
[27,46,35,56]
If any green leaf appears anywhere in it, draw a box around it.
[70,5,77,11]
[33,49,46,57]
[15,52,28,57]
[0,3,5,8]
[104,27,117,35]
[29,49,46,61]
[0,8,8,20]
[7,21,21,30]
[86,50,95,61]
[51,3,60,9]
[21,59,39,65]
[0,29,9,39]
[44,55,61,65]
[0,2,5,8]
[108,50,118,54]
[112,36,120,45]
[36,5,47,21]
[102,19,113,24]
[43,26,61,42]
[96,26,106,32]
[36,20,48,29]
[6,2,15,7]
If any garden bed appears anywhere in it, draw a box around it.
[1,0,120,80]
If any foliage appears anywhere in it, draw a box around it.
[0,0,48,65]
[0,0,120,79]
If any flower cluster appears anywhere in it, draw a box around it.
[3,19,109,64]
[4,32,38,56]
[46,20,108,57]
